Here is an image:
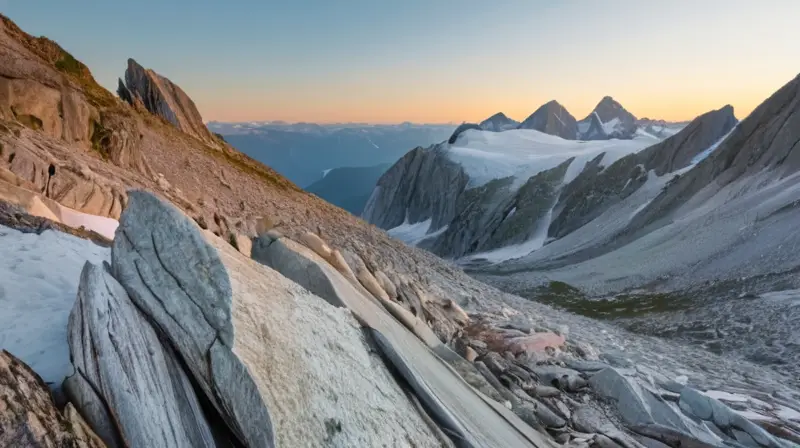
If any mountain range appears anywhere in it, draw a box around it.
[1,12,800,448]
[475,96,686,141]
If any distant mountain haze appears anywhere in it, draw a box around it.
[213,122,453,187]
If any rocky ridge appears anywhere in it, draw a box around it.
[480,112,520,131]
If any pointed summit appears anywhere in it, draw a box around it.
[119,58,217,146]
[517,100,578,139]
[479,112,519,132]
[578,96,638,140]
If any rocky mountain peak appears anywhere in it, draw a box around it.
[119,58,218,146]
[479,112,518,132]
[577,96,638,139]
[517,100,578,140]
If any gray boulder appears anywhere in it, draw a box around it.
[679,388,782,447]
[111,190,274,447]
[64,261,218,448]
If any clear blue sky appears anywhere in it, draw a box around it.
[2,0,799,123]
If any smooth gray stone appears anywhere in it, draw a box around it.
[534,366,585,391]
[563,359,610,373]
[595,434,624,448]
[678,388,782,448]
[533,399,566,428]
[251,235,345,308]
[65,261,217,448]
[367,328,468,444]
[111,190,274,448]
[630,424,720,448]
[62,369,121,448]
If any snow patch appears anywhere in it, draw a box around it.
[387,214,448,246]
[0,225,109,387]
[58,207,118,240]
[322,168,333,178]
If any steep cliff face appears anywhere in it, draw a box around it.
[362,145,468,232]
[119,58,218,146]
[432,161,571,258]
[517,100,578,139]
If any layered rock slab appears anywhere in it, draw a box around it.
[110,190,273,448]
[65,261,217,448]
[251,230,555,447]
[112,190,441,447]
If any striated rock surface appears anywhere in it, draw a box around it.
[65,261,218,448]
[119,58,217,146]
[0,349,105,448]
[111,191,274,447]
[517,100,578,140]
[362,144,468,231]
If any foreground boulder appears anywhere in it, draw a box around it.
[0,349,104,448]
[111,191,443,447]
[111,191,273,447]
[65,262,219,448]
[251,226,554,447]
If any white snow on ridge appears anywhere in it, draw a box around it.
[449,129,659,188]
[322,168,333,178]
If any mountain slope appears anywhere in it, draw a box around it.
[305,163,390,214]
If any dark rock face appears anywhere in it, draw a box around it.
[636,104,737,175]
[517,100,579,140]
[448,123,482,144]
[119,58,217,145]
[479,112,519,132]
[548,105,737,239]
[362,145,468,232]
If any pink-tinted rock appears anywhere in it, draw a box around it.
[507,332,565,355]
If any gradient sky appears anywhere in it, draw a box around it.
[2,0,799,124]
